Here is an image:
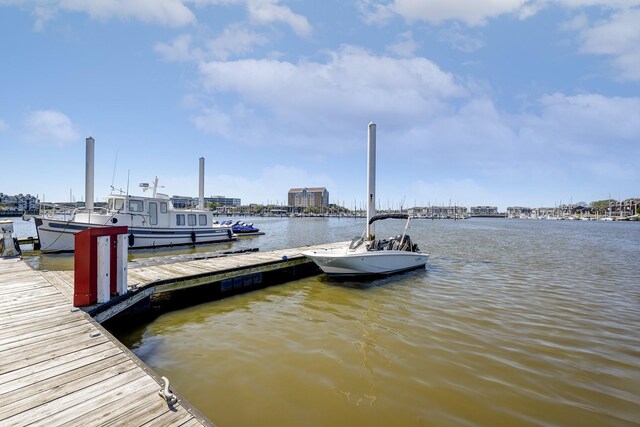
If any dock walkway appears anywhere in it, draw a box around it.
[42,241,348,323]
[0,257,212,426]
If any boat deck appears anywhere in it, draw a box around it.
[0,257,212,426]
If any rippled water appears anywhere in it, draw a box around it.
[16,217,640,425]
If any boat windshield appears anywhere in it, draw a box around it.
[349,236,364,250]
[108,198,125,211]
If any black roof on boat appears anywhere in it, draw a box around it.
[368,213,410,224]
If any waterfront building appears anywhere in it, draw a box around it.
[410,205,468,219]
[205,196,241,207]
[470,206,499,216]
[171,195,241,209]
[0,193,40,212]
[288,187,329,208]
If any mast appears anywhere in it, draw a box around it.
[366,122,376,240]
[85,136,95,211]
[199,157,205,210]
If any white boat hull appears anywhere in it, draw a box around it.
[35,217,235,253]
[302,247,428,276]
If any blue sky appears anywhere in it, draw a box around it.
[1,0,639,210]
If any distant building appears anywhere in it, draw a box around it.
[205,196,241,207]
[0,193,40,212]
[171,195,241,209]
[411,206,467,218]
[470,206,499,216]
[288,187,329,208]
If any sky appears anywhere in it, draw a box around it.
[1,0,639,211]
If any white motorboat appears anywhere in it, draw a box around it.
[302,123,428,277]
[33,138,235,253]
[303,214,428,276]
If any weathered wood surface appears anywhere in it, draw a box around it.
[0,257,212,427]
[128,242,347,288]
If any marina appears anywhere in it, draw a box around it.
[2,215,640,426]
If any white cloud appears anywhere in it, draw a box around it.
[361,0,640,26]
[207,25,269,60]
[60,0,196,26]
[376,0,530,26]
[22,110,80,146]
[246,0,312,36]
[576,8,640,81]
[196,45,466,139]
[385,31,418,57]
[155,34,201,62]
[438,24,485,52]
[0,119,8,131]
[6,0,196,28]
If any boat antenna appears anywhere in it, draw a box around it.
[126,169,130,199]
[111,151,118,191]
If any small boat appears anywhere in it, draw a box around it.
[302,123,428,277]
[303,213,428,276]
[231,221,260,234]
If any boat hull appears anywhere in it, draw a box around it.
[35,217,235,253]
[302,247,428,276]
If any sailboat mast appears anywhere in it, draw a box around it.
[366,122,376,240]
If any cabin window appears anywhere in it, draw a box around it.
[160,202,168,214]
[149,202,158,225]
[114,199,124,210]
[129,200,144,212]
[199,214,207,226]
[108,199,113,210]
[188,214,196,226]
[176,214,185,226]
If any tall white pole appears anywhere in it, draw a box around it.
[198,157,205,210]
[85,136,95,211]
[366,122,376,240]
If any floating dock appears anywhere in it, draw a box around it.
[1,241,346,425]
[41,241,347,323]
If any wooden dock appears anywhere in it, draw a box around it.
[0,257,212,426]
[42,241,348,323]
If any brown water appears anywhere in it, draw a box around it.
[28,217,640,426]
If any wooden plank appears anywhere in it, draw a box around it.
[0,316,86,345]
[0,308,80,337]
[43,379,160,426]
[1,352,130,406]
[0,299,70,321]
[40,270,75,301]
[0,341,114,384]
[0,331,109,374]
[0,346,123,395]
[0,292,66,313]
[0,320,95,352]
[0,364,144,425]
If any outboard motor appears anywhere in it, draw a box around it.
[0,220,21,258]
